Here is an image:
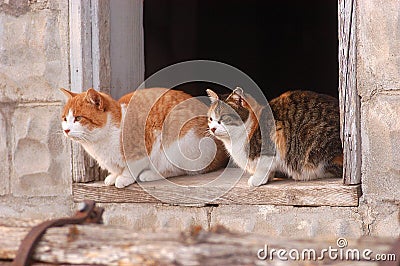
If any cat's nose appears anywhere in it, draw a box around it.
[210,128,216,133]
[64,129,70,135]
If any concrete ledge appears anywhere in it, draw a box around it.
[73,168,361,207]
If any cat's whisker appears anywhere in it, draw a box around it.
[77,134,92,144]
[80,136,90,145]
[52,129,66,135]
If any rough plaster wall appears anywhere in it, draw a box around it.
[86,202,365,239]
[357,0,400,98]
[0,0,73,217]
[357,0,400,237]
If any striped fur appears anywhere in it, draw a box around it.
[207,88,343,186]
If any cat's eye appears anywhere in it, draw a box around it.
[209,117,213,121]
[63,117,67,122]
[74,116,82,122]
[218,121,221,124]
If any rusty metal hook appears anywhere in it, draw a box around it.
[12,200,104,266]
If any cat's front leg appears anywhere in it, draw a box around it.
[138,170,164,182]
[247,155,275,187]
[104,173,118,186]
[114,166,139,188]
[115,175,136,188]
[114,158,150,188]
[248,172,274,187]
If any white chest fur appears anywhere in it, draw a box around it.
[220,120,258,174]
[82,127,123,172]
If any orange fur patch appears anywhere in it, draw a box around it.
[121,89,221,156]
[241,97,264,143]
[272,121,286,160]
[144,89,195,154]
[247,108,259,141]
[61,89,122,130]
[121,88,228,170]
[279,91,293,99]
[118,92,135,105]
[332,154,343,166]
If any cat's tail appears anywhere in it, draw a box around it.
[325,154,343,178]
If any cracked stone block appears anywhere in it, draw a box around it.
[0,196,73,219]
[362,95,400,201]
[370,203,400,237]
[390,130,400,172]
[100,203,210,232]
[11,104,71,196]
[358,1,400,98]
[211,205,363,238]
[0,110,9,195]
[0,2,69,102]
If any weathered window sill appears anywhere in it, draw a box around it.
[73,168,361,207]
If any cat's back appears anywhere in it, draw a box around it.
[121,88,211,156]
[269,90,339,123]
[119,88,192,107]
[121,88,227,173]
[269,90,342,177]
[119,88,207,131]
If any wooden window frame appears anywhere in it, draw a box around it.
[69,0,144,183]
[338,0,361,185]
[68,0,361,206]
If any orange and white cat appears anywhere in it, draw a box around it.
[60,88,227,188]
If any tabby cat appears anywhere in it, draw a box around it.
[207,87,343,187]
[61,88,227,188]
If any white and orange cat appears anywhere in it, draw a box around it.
[60,88,227,188]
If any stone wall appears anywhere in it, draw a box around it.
[0,0,73,217]
[0,0,398,239]
[356,0,400,237]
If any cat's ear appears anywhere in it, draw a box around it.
[233,87,244,97]
[228,87,245,107]
[59,88,77,99]
[206,89,219,103]
[85,88,104,111]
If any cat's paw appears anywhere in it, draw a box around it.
[115,176,135,188]
[138,170,163,182]
[104,174,117,186]
[248,175,268,187]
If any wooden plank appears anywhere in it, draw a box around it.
[109,0,145,99]
[73,168,361,206]
[90,0,112,182]
[338,0,362,185]
[0,222,396,265]
[69,0,95,183]
[69,1,110,182]
[0,263,56,266]
[69,0,145,182]
[92,0,111,95]
[69,0,92,94]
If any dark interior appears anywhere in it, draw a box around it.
[144,0,338,100]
